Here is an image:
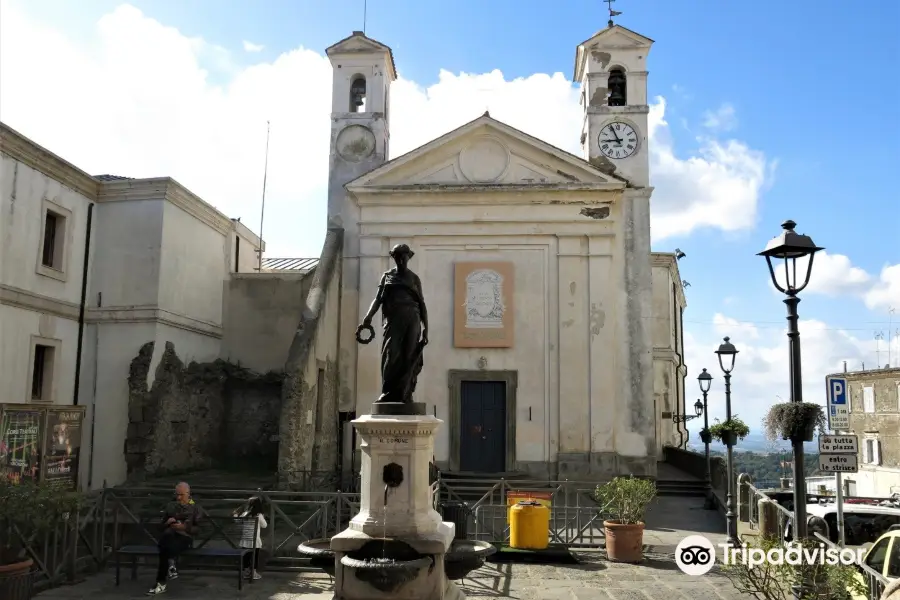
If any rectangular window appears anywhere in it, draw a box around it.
[31,344,55,401]
[37,201,71,281]
[864,438,882,465]
[864,386,876,413]
[41,212,58,267]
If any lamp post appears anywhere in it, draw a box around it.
[758,219,823,600]
[698,368,714,510]
[672,399,703,451]
[715,336,739,547]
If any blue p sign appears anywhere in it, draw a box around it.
[830,379,846,405]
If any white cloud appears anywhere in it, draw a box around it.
[771,251,899,312]
[702,103,737,132]
[242,40,264,53]
[864,264,900,313]
[712,313,760,340]
[0,1,772,257]
[684,315,900,435]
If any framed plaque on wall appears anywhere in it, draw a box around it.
[453,261,514,348]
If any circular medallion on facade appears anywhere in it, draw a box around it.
[336,125,376,163]
[458,136,510,183]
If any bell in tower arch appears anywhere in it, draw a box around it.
[607,69,626,107]
[350,76,367,112]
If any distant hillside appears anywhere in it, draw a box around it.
[686,432,817,455]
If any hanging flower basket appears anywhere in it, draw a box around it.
[699,428,712,444]
[763,402,826,443]
[708,417,750,448]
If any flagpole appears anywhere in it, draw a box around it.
[257,121,271,272]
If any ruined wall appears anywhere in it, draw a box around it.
[278,228,343,486]
[125,340,282,479]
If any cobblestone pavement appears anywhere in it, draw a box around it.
[34,553,743,600]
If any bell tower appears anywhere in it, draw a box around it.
[325,31,396,227]
[574,23,653,187]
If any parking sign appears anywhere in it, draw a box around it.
[827,376,849,431]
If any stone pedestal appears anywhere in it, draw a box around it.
[331,414,466,599]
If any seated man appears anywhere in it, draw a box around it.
[147,481,199,596]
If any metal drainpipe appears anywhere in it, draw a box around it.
[72,203,93,405]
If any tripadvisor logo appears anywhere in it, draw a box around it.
[675,535,865,576]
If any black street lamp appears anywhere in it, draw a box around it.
[715,336,739,546]
[698,368,715,510]
[671,399,704,423]
[759,219,823,600]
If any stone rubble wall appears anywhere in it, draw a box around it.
[125,341,283,479]
[278,228,343,487]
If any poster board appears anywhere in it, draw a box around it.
[453,262,515,348]
[0,404,85,490]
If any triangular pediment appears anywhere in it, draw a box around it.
[347,113,626,191]
[326,31,391,55]
[574,25,653,81]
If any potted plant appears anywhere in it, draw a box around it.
[709,417,750,447]
[763,402,826,442]
[699,428,712,444]
[595,476,656,563]
[0,479,81,600]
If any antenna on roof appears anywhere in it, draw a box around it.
[363,0,367,34]
[256,121,271,273]
[605,0,623,27]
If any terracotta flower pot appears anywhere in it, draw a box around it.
[603,521,644,563]
[0,559,34,600]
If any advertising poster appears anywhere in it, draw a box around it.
[42,409,83,491]
[0,409,44,484]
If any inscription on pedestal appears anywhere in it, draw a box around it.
[378,437,410,444]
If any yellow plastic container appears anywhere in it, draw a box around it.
[508,500,550,550]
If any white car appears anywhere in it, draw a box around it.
[793,502,900,546]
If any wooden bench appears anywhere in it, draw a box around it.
[115,515,259,591]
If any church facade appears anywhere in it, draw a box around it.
[327,24,687,480]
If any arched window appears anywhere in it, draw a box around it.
[607,68,626,106]
[350,76,367,112]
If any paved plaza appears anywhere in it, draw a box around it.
[34,496,743,599]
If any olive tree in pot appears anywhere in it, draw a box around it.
[709,416,750,447]
[763,403,826,443]
[595,476,657,563]
[0,480,81,600]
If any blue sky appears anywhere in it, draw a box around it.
[1,0,898,433]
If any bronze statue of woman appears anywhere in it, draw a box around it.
[356,244,429,411]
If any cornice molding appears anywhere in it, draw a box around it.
[0,284,80,321]
[0,123,99,199]
[98,177,232,235]
[87,305,222,339]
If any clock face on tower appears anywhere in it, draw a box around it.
[598,122,638,160]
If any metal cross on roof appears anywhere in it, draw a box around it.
[605,0,623,26]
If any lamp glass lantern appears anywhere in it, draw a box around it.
[757,219,824,295]
[698,368,713,393]
[715,337,738,374]
[693,399,704,417]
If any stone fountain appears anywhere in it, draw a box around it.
[297,244,493,599]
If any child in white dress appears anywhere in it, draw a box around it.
[234,495,267,580]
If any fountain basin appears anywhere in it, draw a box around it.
[340,540,434,593]
[296,538,336,576]
[445,539,497,580]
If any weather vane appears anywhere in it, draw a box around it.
[605,0,623,26]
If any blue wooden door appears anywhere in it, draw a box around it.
[459,381,506,473]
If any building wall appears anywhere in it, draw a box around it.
[349,182,654,478]
[221,272,314,373]
[650,254,688,455]
[0,148,94,408]
[842,367,900,497]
